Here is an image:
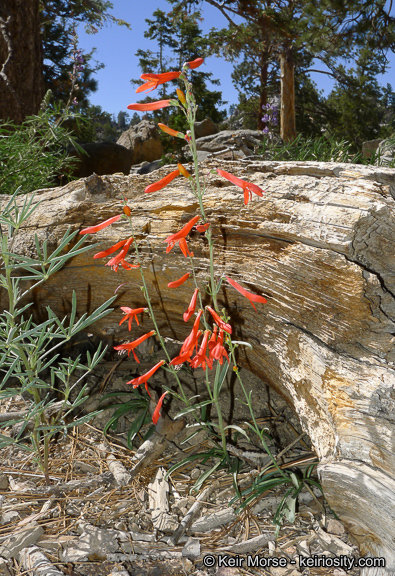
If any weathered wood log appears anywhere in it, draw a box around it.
[2,160,395,573]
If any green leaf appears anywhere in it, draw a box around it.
[213,360,229,398]
[223,424,250,439]
[127,407,149,447]
[231,340,253,350]
[192,459,222,492]
[165,453,211,479]
[174,398,213,418]
[283,494,297,523]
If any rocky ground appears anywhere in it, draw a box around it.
[0,365,362,576]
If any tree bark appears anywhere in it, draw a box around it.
[0,0,44,124]
[280,44,296,143]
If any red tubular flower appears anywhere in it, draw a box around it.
[93,239,130,259]
[190,330,213,369]
[79,215,121,235]
[152,391,169,425]
[226,276,267,311]
[126,360,165,395]
[183,288,199,322]
[145,169,180,193]
[118,307,147,331]
[216,168,264,205]
[206,306,232,334]
[168,272,190,288]
[136,71,181,93]
[208,325,218,352]
[177,238,194,258]
[127,100,171,111]
[164,215,200,257]
[145,164,191,194]
[211,329,230,365]
[180,309,203,356]
[177,163,191,179]
[158,123,186,139]
[196,223,210,233]
[105,237,139,272]
[169,350,193,366]
[186,57,204,69]
[113,330,155,363]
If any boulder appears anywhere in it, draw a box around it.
[195,129,263,154]
[186,129,264,161]
[377,136,395,167]
[194,117,219,139]
[68,142,133,179]
[362,138,383,159]
[117,120,163,165]
[3,161,395,574]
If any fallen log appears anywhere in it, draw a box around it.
[2,160,395,574]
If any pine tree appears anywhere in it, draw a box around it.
[326,49,395,149]
[130,7,227,130]
[169,0,395,143]
[0,0,130,123]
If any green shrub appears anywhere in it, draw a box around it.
[0,93,82,195]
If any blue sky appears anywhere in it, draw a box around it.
[77,0,395,119]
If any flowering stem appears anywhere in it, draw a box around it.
[228,343,288,479]
[183,85,219,311]
[212,361,230,462]
[126,216,191,407]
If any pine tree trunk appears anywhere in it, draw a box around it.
[0,0,44,124]
[258,53,268,131]
[280,45,296,143]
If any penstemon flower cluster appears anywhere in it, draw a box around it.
[79,57,272,457]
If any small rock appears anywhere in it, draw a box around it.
[175,497,189,509]
[36,537,61,553]
[182,537,200,559]
[296,539,310,557]
[269,567,293,576]
[73,460,98,474]
[60,523,120,563]
[0,474,9,490]
[191,507,236,532]
[0,524,44,560]
[268,540,276,553]
[190,468,201,480]
[130,530,156,542]
[136,160,162,175]
[0,511,20,525]
[333,570,347,576]
[327,518,346,537]
[19,546,65,576]
[8,478,35,492]
[217,568,241,576]
[65,503,80,516]
[0,557,12,576]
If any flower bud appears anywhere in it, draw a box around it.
[177,163,191,179]
[123,205,131,217]
[176,89,186,105]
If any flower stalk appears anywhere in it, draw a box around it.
[90,58,276,495]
